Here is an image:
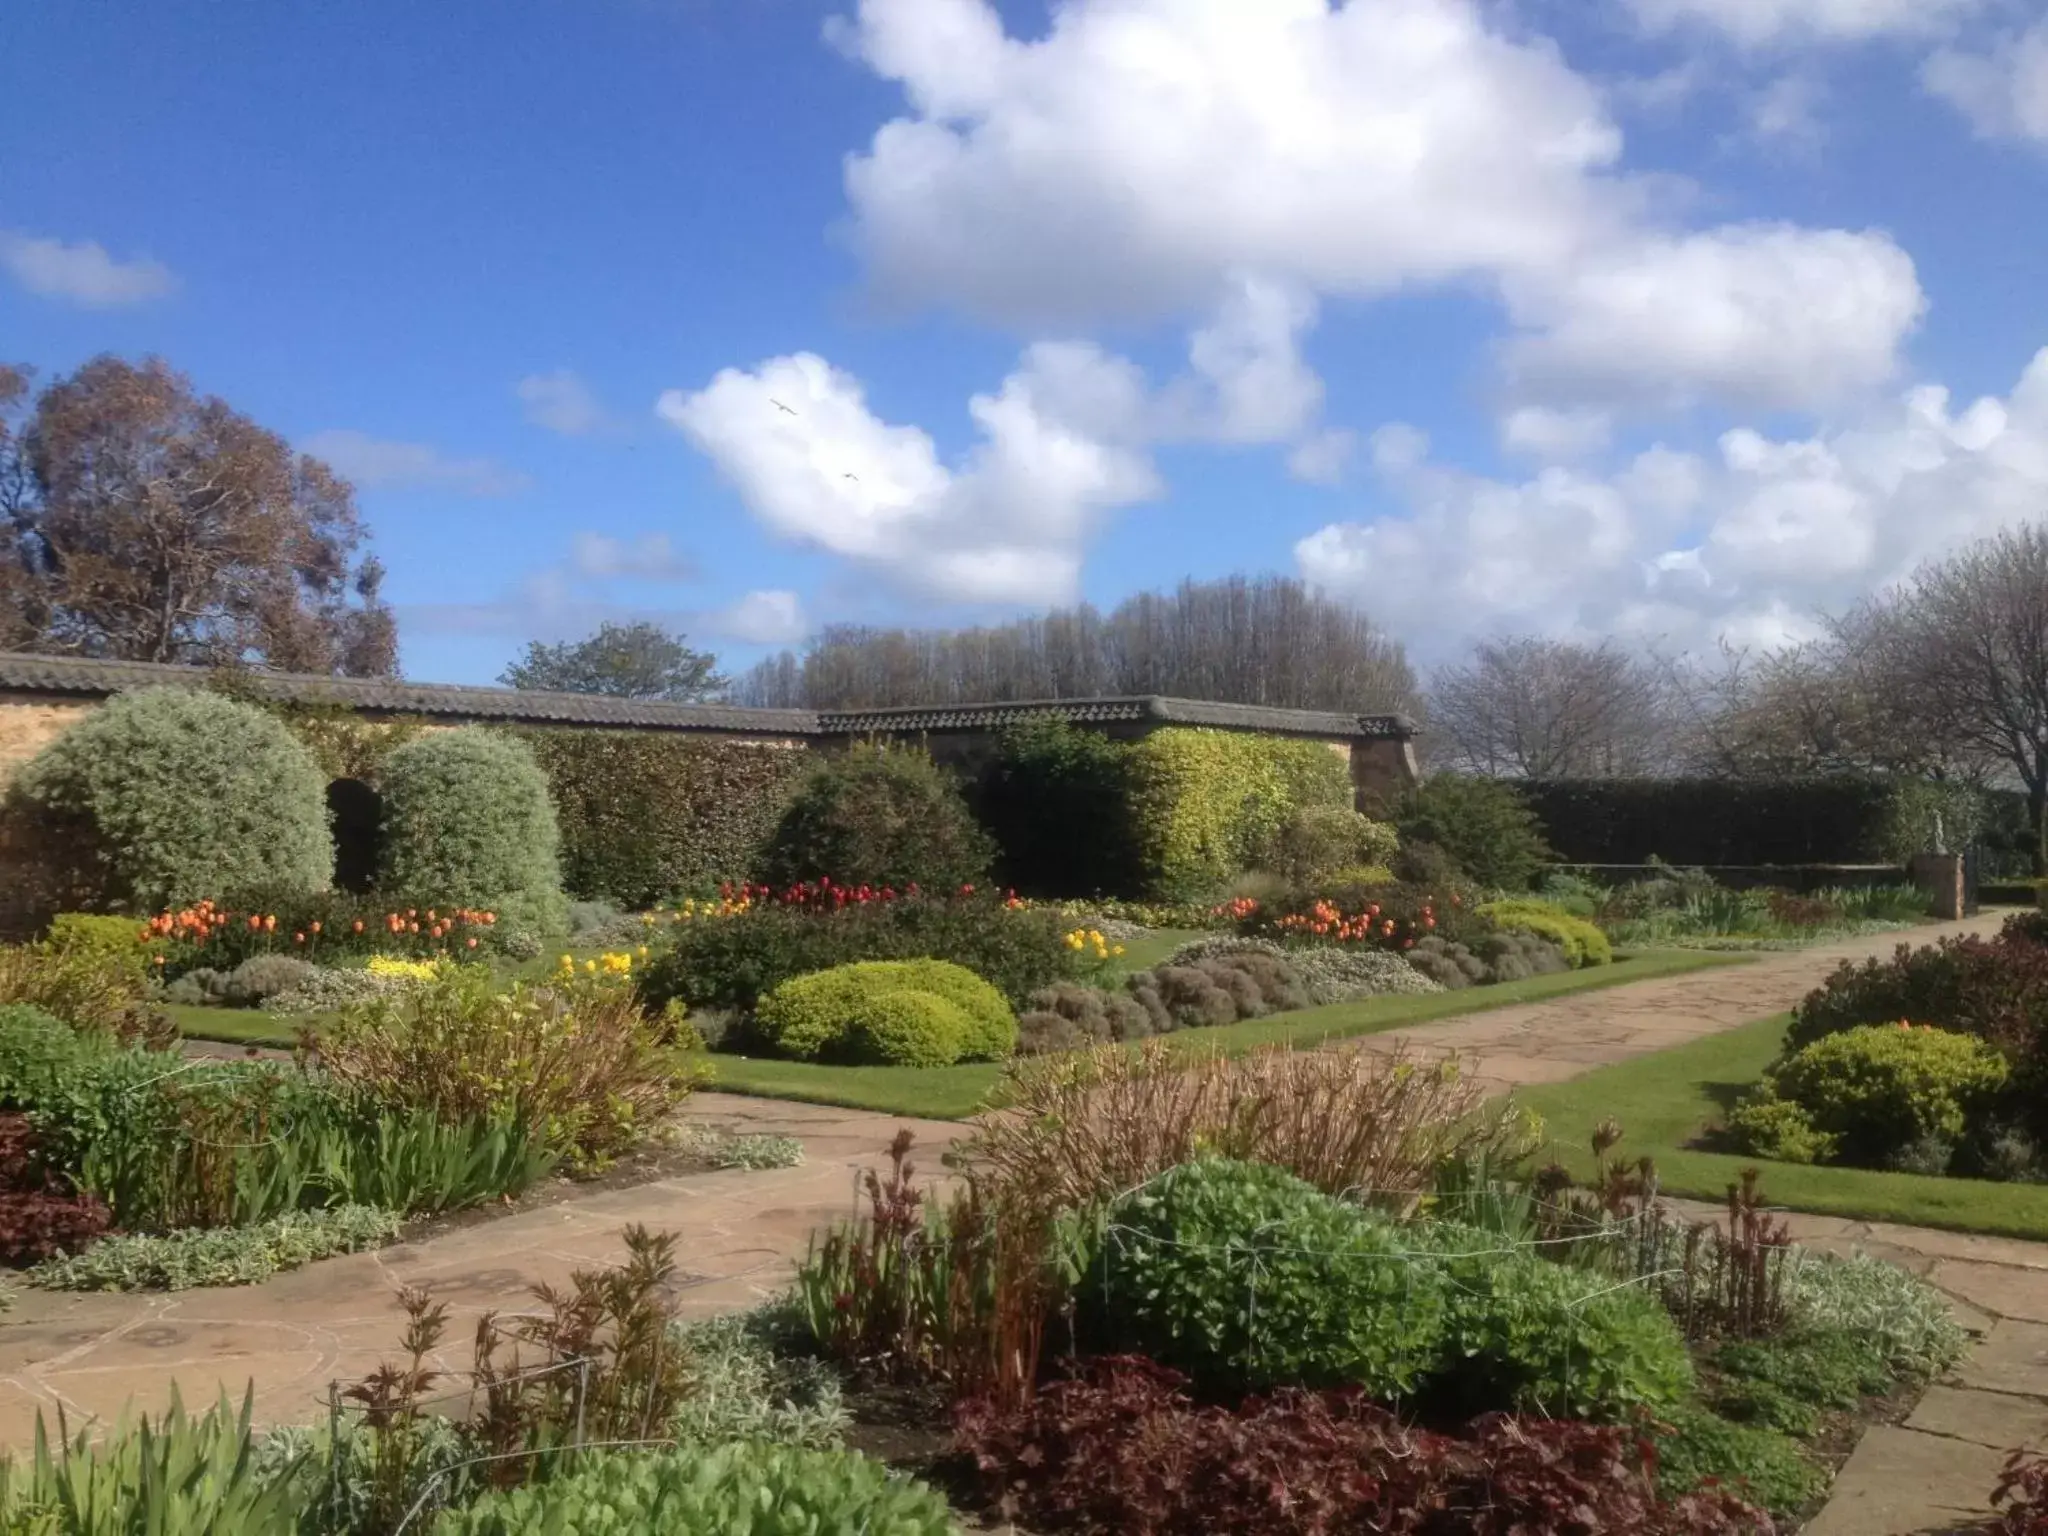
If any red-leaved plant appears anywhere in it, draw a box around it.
[954,1355,1774,1536]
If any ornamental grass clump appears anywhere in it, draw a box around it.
[955,1038,1538,1244]
[313,965,705,1169]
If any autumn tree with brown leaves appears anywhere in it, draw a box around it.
[0,356,396,675]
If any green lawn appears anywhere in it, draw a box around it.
[166,1002,317,1047]
[701,949,1750,1120]
[1515,1014,2048,1242]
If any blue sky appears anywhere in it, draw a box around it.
[5,0,2048,686]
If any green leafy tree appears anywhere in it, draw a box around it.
[501,621,726,701]
[1388,772,1555,891]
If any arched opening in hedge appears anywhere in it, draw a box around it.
[327,778,382,893]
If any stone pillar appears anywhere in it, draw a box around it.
[1350,735,1421,811]
[1910,852,1965,921]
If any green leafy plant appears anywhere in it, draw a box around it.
[1708,1326,1894,1435]
[1653,1403,1825,1519]
[1781,1250,1967,1380]
[1262,804,1402,884]
[754,958,1016,1066]
[759,741,994,894]
[0,941,169,1042]
[1080,1157,1450,1398]
[1384,772,1555,891]
[667,1311,847,1449]
[314,966,703,1168]
[1125,727,1353,900]
[432,1441,958,1536]
[0,1389,313,1535]
[8,687,332,913]
[1727,1023,2009,1170]
[376,728,566,934]
[29,1205,400,1292]
[1476,899,1614,967]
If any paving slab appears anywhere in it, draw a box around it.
[1906,1384,2048,1449]
[1801,1425,2013,1536]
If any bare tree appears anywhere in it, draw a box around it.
[1833,526,2048,870]
[1426,636,1674,777]
[734,575,1417,714]
[0,356,396,675]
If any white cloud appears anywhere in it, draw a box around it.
[517,369,611,435]
[1288,429,1357,486]
[1502,406,1614,460]
[570,531,697,581]
[701,589,808,646]
[1743,73,1828,155]
[302,430,532,497]
[0,232,176,308]
[829,0,1925,427]
[836,0,1625,327]
[658,348,1159,606]
[1501,224,1924,412]
[1298,351,2048,662]
[1925,22,2048,146]
[1622,0,1983,47]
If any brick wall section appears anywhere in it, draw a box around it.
[0,696,93,786]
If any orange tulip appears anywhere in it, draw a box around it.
[310,921,322,934]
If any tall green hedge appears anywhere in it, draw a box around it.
[377,729,563,926]
[1126,728,1353,901]
[1520,777,1986,867]
[513,730,810,906]
[9,687,331,910]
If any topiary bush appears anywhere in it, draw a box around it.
[1726,1023,2009,1170]
[376,728,565,934]
[759,742,993,894]
[1478,899,1614,967]
[1385,772,1554,892]
[754,959,1016,1066]
[9,688,331,912]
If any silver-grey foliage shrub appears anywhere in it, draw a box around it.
[12,687,331,908]
[376,728,565,933]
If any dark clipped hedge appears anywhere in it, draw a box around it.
[1521,777,1985,867]
[976,719,1144,898]
[512,729,810,908]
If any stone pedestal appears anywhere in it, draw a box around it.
[1910,852,1965,920]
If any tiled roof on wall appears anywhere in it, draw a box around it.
[0,652,1416,741]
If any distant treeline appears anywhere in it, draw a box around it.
[733,576,1419,714]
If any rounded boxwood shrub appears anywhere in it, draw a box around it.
[758,742,993,894]
[434,1441,957,1536]
[11,688,331,909]
[1727,1023,2008,1170]
[376,728,564,928]
[1477,899,1614,967]
[754,958,1016,1066]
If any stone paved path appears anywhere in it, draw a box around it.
[2,914,2043,1533]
